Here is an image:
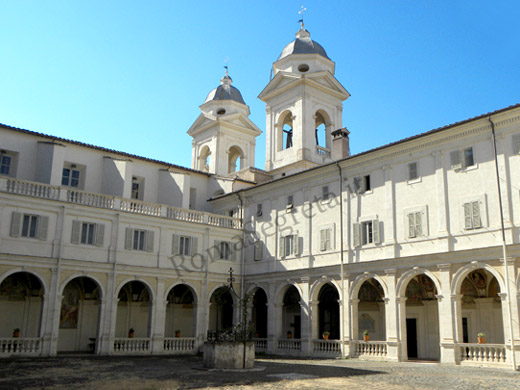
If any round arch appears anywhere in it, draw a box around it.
[164,281,199,304]
[310,278,342,303]
[199,145,211,172]
[228,145,245,173]
[451,262,505,296]
[59,274,105,300]
[115,278,155,303]
[275,282,303,305]
[396,268,442,298]
[350,273,389,301]
[0,268,48,296]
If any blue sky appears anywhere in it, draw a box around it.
[1,1,519,170]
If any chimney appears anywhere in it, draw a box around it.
[331,127,350,160]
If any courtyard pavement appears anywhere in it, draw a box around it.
[0,355,519,390]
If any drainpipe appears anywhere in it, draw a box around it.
[488,116,517,371]
[237,192,247,369]
[336,162,346,357]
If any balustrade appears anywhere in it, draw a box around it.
[459,343,507,364]
[67,189,114,209]
[0,338,41,356]
[352,340,388,358]
[163,337,197,354]
[6,178,60,200]
[277,338,301,352]
[312,339,341,355]
[253,338,267,353]
[113,338,151,354]
[315,145,331,158]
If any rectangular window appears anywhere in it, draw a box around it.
[62,167,81,187]
[284,235,294,257]
[125,228,153,252]
[464,201,482,230]
[133,229,146,250]
[10,212,48,240]
[362,221,373,244]
[451,147,475,170]
[353,220,380,247]
[180,236,191,256]
[81,222,96,245]
[353,175,371,193]
[364,175,371,191]
[322,186,329,200]
[513,134,520,154]
[279,234,299,257]
[320,228,331,251]
[408,162,418,181]
[254,240,263,261]
[1,155,11,175]
[219,241,230,260]
[256,203,263,217]
[22,215,39,238]
[286,195,294,212]
[408,212,423,238]
[189,187,196,209]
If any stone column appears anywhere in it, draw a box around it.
[384,269,399,361]
[40,268,59,356]
[340,275,350,357]
[195,302,207,348]
[151,279,165,354]
[437,264,457,364]
[98,272,116,355]
[310,300,319,340]
[268,303,282,354]
[396,296,408,361]
[299,278,311,355]
[107,298,120,355]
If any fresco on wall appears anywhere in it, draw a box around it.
[60,284,79,329]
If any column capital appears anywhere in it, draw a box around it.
[435,294,444,302]
[437,264,451,271]
[498,292,508,301]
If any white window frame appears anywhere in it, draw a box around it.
[254,240,264,261]
[404,206,428,240]
[450,147,476,171]
[286,195,294,213]
[319,224,335,252]
[125,228,154,252]
[279,233,299,258]
[407,162,420,183]
[10,212,48,240]
[0,150,18,177]
[62,162,84,189]
[172,234,198,256]
[513,134,520,155]
[71,220,105,247]
[131,176,145,200]
[460,194,487,231]
[353,218,380,247]
[213,240,236,261]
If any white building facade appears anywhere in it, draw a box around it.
[1,26,520,369]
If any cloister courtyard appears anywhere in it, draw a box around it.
[0,355,519,390]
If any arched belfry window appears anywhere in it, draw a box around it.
[228,146,244,173]
[315,111,329,148]
[199,146,211,172]
[278,111,294,151]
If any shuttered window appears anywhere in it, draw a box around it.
[513,134,520,154]
[463,201,482,230]
[254,240,263,261]
[172,235,198,256]
[71,221,105,247]
[353,220,380,246]
[408,212,423,238]
[320,228,331,251]
[451,147,475,170]
[279,234,299,257]
[125,228,154,252]
[10,212,48,240]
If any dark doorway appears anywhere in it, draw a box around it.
[318,283,340,339]
[293,315,301,339]
[462,317,469,344]
[252,289,268,338]
[406,318,418,359]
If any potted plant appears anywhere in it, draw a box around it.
[128,328,135,338]
[322,331,330,340]
[477,332,485,344]
[13,328,20,338]
[287,330,292,339]
[363,330,370,341]
[175,329,181,338]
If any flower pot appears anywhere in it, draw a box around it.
[478,336,485,344]
[13,331,20,338]
[287,333,292,339]
[323,334,329,340]
[363,335,370,342]
[175,332,181,338]
[128,332,135,338]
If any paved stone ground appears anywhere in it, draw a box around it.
[0,355,519,390]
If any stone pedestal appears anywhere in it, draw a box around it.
[203,341,255,369]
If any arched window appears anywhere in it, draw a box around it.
[228,146,244,173]
[315,111,330,148]
[278,111,294,151]
[199,146,211,172]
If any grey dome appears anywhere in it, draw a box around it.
[204,74,246,105]
[278,28,329,60]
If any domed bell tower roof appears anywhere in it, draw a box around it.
[204,73,246,105]
[278,28,329,60]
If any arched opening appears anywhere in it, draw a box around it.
[209,287,233,332]
[228,146,244,173]
[0,272,43,338]
[165,284,196,338]
[282,286,301,339]
[315,111,328,148]
[357,279,385,340]
[252,288,268,338]
[403,274,439,361]
[278,112,294,151]
[458,269,503,344]
[199,146,211,172]
[58,277,101,352]
[318,283,340,339]
[116,281,152,338]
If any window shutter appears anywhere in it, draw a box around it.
[10,212,21,237]
[38,216,49,241]
[230,242,237,261]
[320,229,326,251]
[279,236,285,258]
[463,203,472,229]
[95,224,105,247]
[472,201,481,228]
[408,213,415,238]
[146,231,154,252]
[191,237,198,256]
[254,241,263,261]
[125,228,133,250]
[513,134,520,154]
[172,234,180,254]
[71,220,81,244]
[372,220,380,244]
[214,240,221,260]
[326,228,331,250]
[415,212,422,236]
[294,234,300,255]
[450,150,462,170]
[353,223,361,247]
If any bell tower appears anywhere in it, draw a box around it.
[188,72,261,176]
[259,26,350,176]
